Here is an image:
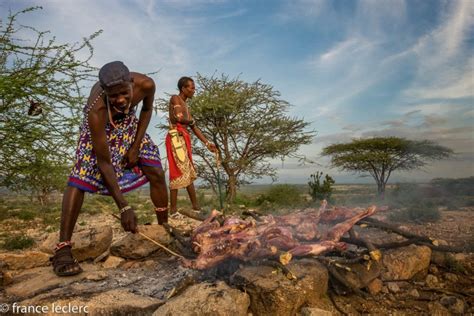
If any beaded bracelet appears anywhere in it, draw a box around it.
[120,205,132,214]
[54,240,72,252]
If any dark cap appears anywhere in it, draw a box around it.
[98,61,131,88]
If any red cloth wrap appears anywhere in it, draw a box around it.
[165,123,193,181]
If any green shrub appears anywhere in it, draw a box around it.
[256,184,304,207]
[2,235,35,250]
[233,194,258,207]
[431,177,474,196]
[16,210,36,221]
[308,171,335,202]
[389,201,441,223]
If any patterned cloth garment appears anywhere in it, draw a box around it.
[166,124,197,190]
[68,92,162,194]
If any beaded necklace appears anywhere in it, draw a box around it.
[89,90,122,129]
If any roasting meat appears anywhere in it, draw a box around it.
[182,202,379,270]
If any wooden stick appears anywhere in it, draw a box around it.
[162,223,190,246]
[359,218,466,252]
[112,214,185,260]
[178,209,206,221]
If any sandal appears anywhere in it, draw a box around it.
[50,242,83,277]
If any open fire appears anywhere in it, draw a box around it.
[177,201,378,269]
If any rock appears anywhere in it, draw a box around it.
[22,289,163,315]
[0,251,50,270]
[1,270,13,287]
[431,250,449,266]
[232,260,328,316]
[408,289,420,298]
[444,272,458,283]
[5,264,99,299]
[40,226,113,261]
[440,295,465,314]
[338,261,382,289]
[102,256,125,269]
[428,302,450,315]
[429,265,439,274]
[425,274,438,288]
[452,253,467,262]
[93,249,110,264]
[437,239,449,246]
[382,245,431,281]
[85,271,108,281]
[387,282,400,293]
[142,260,157,270]
[367,278,383,295]
[300,307,333,316]
[120,260,137,270]
[153,281,249,316]
[110,225,172,259]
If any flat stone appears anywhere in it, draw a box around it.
[22,289,163,316]
[40,226,113,262]
[85,271,108,281]
[110,225,172,259]
[338,261,382,288]
[102,256,125,269]
[153,281,249,316]
[5,264,99,299]
[0,251,50,270]
[382,245,431,281]
[232,259,328,316]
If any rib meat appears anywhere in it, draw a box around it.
[182,203,378,270]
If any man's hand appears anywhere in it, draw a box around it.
[120,207,138,233]
[123,145,140,168]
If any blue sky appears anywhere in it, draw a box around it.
[2,0,473,183]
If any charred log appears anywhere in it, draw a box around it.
[178,209,206,221]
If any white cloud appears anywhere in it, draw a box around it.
[403,0,474,100]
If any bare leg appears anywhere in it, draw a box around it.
[142,166,169,224]
[170,189,178,213]
[52,186,84,276]
[186,182,200,210]
[60,186,84,241]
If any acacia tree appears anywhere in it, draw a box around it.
[0,7,101,203]
[157,74,314,202]
[322,137,453,198]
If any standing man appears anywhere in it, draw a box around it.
[166,77,217,213]
[51,61,168,276]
